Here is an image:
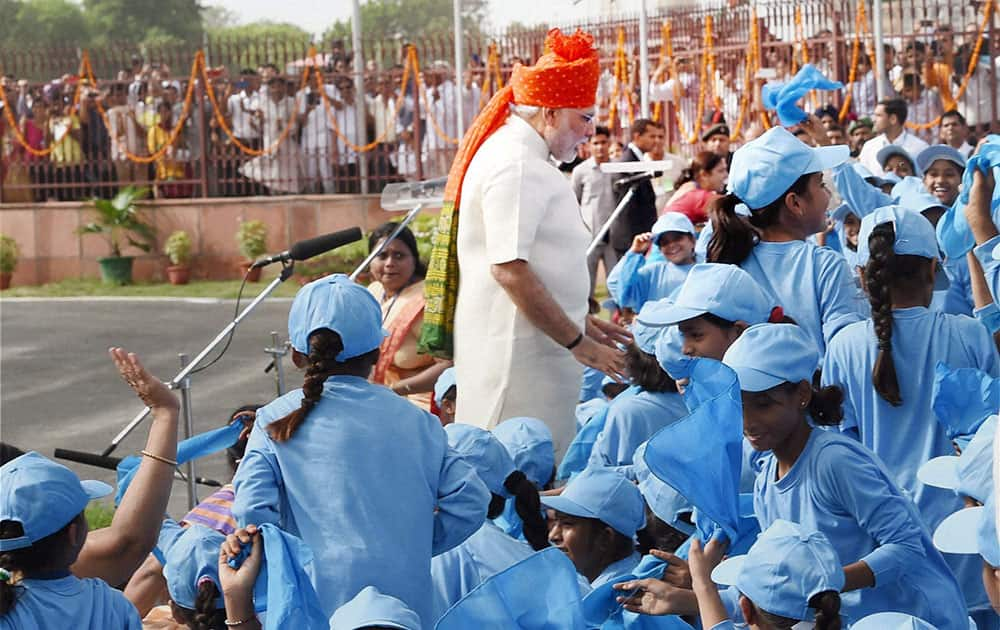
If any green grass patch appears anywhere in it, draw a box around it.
[85,501,116,529]
[2,278,302,299]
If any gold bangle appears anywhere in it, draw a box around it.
[140,449,178,467]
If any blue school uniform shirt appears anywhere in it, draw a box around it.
[232,375,489,627]
[974,234,1000,306]
[430,520,535,621]
[591,551,642,589]
[740,240,865,356]
[0,575,142,630]
[587,390,688,470]
[754,429,967,628]
[606,252,694,310]
[933,256,975,316]
[821,307,999,614]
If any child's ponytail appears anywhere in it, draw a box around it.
[504,470,549,551]
[190,578,227,630]
[810,590,842,630]
[707,193,756,264]
[864,222,903,406]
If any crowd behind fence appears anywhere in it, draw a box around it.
[0,0,997,203]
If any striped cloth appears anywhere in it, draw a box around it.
[181,484,237,535]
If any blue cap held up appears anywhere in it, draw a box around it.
[633,441,693,535]
[760,64,844,127]
[856,205,939,266]
[722,323,818,392]
[493,417,554,489]
[0,452,111,551]
[540,468,646,538]
[931,362,1000,449]
[711,520,845,621]
[637,263,775,327]
[329,586,421,630]
[728,127,849,209]
[445,424,516,497]
[287,274,387,359]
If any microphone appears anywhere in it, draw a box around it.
[250,227,364,269]
[54,448,224,487]
[613,171,663,190]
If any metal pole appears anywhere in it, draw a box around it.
[588,187,636,255]
[872,0,886,101]
[352,0,369,194]
[639,0,650,118]
[453,0,466,139]
[266,331,288,397]
[349,203,424,280]
[102,266,295,456]
[177,354,198,510]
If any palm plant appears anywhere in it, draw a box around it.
[76,186,155,258]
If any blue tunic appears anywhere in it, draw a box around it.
[754,429,967,628]
[739,239,866,356]
[587,390,688,470]
[0,575,142,630]
[606,252,694,310]
[430,521,534,621]
[821,307,999,614]
[232,375,490,627]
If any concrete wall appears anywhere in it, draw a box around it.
[0,195,400,286]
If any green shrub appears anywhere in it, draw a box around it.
[163,230,193,266]
[0,235,19,274]
[236,220,268,260]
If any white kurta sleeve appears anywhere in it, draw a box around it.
[481,160,553,265]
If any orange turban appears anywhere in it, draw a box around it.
[420,29,600,358]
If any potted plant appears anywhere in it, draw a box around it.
[76,186,155,285]
[236,219,268,282]
[0,234,19,290]
[163,230,193,285]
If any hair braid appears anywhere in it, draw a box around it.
[810,591,842,630]
[865,223,902,406]
[504,470,549,551]
[268,329,344,442]
[190,579,227,630]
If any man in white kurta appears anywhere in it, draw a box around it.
[454,114,592,455]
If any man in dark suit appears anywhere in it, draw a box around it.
[609,118,664,257]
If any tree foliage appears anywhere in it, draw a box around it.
[1,0,91,49]
[324,0,489,45]
[83,0,205,45]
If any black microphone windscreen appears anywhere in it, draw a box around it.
[288,227,363,262]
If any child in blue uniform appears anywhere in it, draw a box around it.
[707,127,864,355]
[430,425,540,620]
[607,212,698,310]
[723,323,967,627]
[686,520,844,630]
[821,205,998,622]
[0,452,141,630]
[541,468,645,589]
[161,524,228,628]
[232,275,489,627]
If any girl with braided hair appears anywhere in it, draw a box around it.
[231,275,490,628]
[430,424,547,619]
[821,206,999,627]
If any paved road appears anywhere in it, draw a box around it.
[2,297,297,518]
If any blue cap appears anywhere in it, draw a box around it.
[849,161,896,191]
[329,586,422,630]
[0,452,112,551]
[163,524,226,610]
[637,264,775,327]
[851,613,938,630]
[829,202,856,223]
[892,176,948,214]
[931,363,999,447]
[916,144,966,174]
[633,441,694,535]
[493,417,554,489]
[761,64,844,127]
[711,520,845,621]
[433,367,457,406]
[651,212,696,241]
[933,493,999,569]
[728,127,849,209]
[540,468,646,537]
[287,274,387,359]
[856,205,939,266]
[632,307,667,354]
[877,144,919,174]
[918,415,995,504]
[445,424,516,497]
[722,323,818,392]
[653,324,692,381]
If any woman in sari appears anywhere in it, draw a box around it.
[367,222,451,409]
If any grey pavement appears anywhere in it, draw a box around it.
[1,297,297,518]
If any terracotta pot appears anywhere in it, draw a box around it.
[241,261,263,282]
[0,272,11,290]
[166,265,190,285]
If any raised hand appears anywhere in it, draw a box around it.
[109,347,179,411]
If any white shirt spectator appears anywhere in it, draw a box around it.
[858,128,929,176]
[228,89,260,140]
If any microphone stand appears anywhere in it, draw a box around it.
[100,261,297,458]
[587,185,638,256]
